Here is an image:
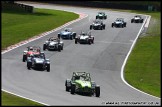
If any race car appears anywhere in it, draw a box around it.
[22,46,41,62]
[58,28,76,40]
[65,72,100,97]
[27,52,50,72]
[131,15,144,23]
[90,19,105,30]
[96,12,107,19]
[75,31,94,45]
[43,37,63,52]
[112,18,127,28]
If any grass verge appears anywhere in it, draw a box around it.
[1,91,44,106]
[2,8,79,50]
[124,10,160,97]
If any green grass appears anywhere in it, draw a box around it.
[2,8,79,50]
[2,91,44,106]
[124,11,160,97]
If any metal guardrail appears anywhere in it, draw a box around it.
[2,2,33,13]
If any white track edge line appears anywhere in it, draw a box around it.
[120,14,160,99]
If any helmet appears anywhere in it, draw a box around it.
[29,47,33,51]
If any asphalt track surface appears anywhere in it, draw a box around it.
[2,2,161,106]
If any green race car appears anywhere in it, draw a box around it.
[96,12,107,19]
[65,72,100,97]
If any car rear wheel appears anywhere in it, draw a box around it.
[23,55,26,62]
[88,39,91,45]
[70,35,73,40]
[140,19,143,23]
[131,19,134,23]
[112,23,114,27]
[75,38,78,44]
[27,62,31,70]
[46,64,50,72]
[43,44,46,51]
[90,25,92,30]
[95,86,100,97]
[58,45,61,52]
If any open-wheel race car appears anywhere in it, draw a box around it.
[43,37,64,52]
[90,19,105,30]
[58,28,76,40]
[112,18,127,28]
[65,72,100,97]
[131,15,144,23]
[22,46,41,62]
[75,31,94,45]
[96,12,107,19]
[27,52,50,72]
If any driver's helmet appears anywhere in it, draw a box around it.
[82,32,85,36]
[30,54,34,57]
[40,53,44,58]
[29,47,33,51]
[75,75,80,80]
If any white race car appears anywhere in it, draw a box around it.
[43,37,64,52]
[75,31,94,45]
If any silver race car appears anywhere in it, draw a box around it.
[43,37,64,52]
[131,15,144,23]
[27,52,50,72]
[96,12,107,19]
[58,28,76,40]
[112,18,127,28]
[90,19,105,30]
[75,31,94,45]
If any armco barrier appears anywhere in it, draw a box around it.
[33,1,160,11]
[2,2,33,13]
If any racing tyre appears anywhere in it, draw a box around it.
[71,84,75,94]
[120,24,123,28]
[58,45,61,52]
[140,19,143,23]
[75,39,78,44]
[112,23,114,27]
[43,44,46,51]
[92,38,94,44]
[65,81,70,92]
[27,62,31,70]
[100,26,103,30]
[70,35,73,40]
[90,25,92,30]
[46,64,50,72]
[103,25,105,29]
[58,34,61,39]
[88,40,91,45]
[131,19,134,23]
[66,86,70,92]
[95,86,100,97]
[73,33,76,38]
[96,16,98,19]
[61,46,63,50]
[23,55,26,62]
